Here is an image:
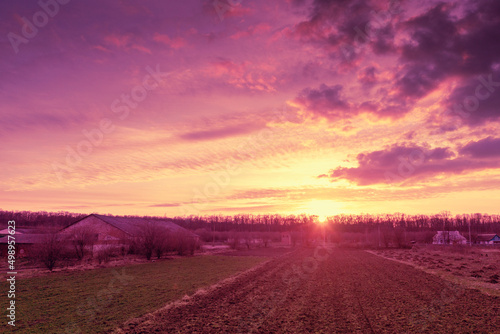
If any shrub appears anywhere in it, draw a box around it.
[96,246,117,264]
[175,232,198,256]
[35,233,64,271]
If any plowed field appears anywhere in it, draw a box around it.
[116,248,500,333]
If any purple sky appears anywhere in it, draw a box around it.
[1,0,500,217]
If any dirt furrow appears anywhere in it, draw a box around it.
[115,248,500,334]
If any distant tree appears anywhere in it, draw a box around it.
[228,232,239,250]
[394,227,407,248]
[243,232,253,250]
[262,232,272,248]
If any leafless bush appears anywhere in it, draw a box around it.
[195,229,230,243]
[394,227,409,248]
[137,222,170,260]
[96,246,116,264]
[243,232,253,250]
[228,232,239,249]
[68,226,97,260]
[291,232,301,247]
[35,233,65,271]
[174,231,198,256]
[262,232,272,248]
[154,229,171,259]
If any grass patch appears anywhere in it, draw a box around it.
[1,255,267,333]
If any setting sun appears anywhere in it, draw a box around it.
[302,200,342,218]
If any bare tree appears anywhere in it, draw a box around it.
[37,232,64,271]
[154,229,171,259]
[228,232,239,250]
[137,222,173,260]
[175,231,198,256]
[69,226,96,260]
[394,227,407,248]
[262,232,272,248]
[243,232,252,250]
[138,223,160,260]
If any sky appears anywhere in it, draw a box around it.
[1,0,500,217]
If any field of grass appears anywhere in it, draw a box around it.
[1,255,267,333]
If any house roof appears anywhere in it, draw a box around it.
[62,214,197,238]
[476,234,499,242]
[0,234,47,244]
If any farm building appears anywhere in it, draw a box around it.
[0,234,47,257]
[432,231,467,245]
[475,234,500,245]
[59,214,197,251]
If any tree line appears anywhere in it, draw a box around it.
[1,210,499,233]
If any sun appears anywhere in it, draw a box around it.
[302,199,343,219]
[317,215,327,225]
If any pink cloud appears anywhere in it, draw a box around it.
[230,23,272,40]
[153,33,187,49]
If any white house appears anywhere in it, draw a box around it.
[432,231,467,245]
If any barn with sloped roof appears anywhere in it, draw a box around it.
[59,214,197,250]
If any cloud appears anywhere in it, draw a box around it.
[178,122,266,142]
[153,33,187,49]
[148,203,181,208]
[357,66,378,86]
[317,142,500,185]
[440,71,500,126]
[460,136,500,158]
[294,84,353,120]
[292,0,398,62]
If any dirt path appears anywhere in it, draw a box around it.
[115,248,500,333]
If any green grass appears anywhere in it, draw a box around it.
[1,255,267,333]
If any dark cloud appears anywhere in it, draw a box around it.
[295,0,500,122]
[440,70,500,126]
[460,136,500,158]
[293,0,387,61]
[396,0,500,111]
[394,64,443,99]
[295,84,353,120]
[358,66,377,86]
[318,141,500,185]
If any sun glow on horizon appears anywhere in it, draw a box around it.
[302,199,343,218]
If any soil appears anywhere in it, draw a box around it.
[371,246,500,295]
[113,248,500,333]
